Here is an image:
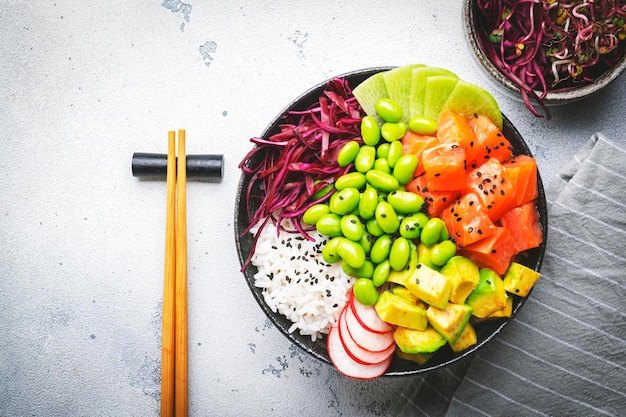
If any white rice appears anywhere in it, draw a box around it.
[250,219,354,341]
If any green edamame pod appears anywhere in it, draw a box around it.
[372,260,391,287]
[358,186,378,219]
[335,172,367,191]
[373,157,391,174]
[392,154,419,185]
[365,170,399,193]
[322,237,342,263]
[386,140,404,168]
[387,190,424,214]
[381,122,407,142]
[420,217,445,246]
[430,240,457,266]
[365,218,385,237]
[354,145,376,173]
[375,201,400,234]
[315,213,343,237]
[408,116,438,135]
[336,237,366,269]
[361,116,381,146]
[389,236,411,271]
[329,188,360,215]
[375,98,403,123]
[342,259,374,279]
[370,234,392,264]
[337,141,360,167]
[340,214,364,242]
[302,204,330,225]
[376,143,390,159]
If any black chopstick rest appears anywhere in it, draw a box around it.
[132,153,224,179]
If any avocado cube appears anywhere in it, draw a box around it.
[405,264,452,309]
[503,262,541,297]
[393,325,447,354]
[483,295,513,319]
[449,322,477,353]
[466,268,508,318]
[395,349,433,365]
[439,255,480,304]
[426,303,473,344]
[375,291,428,330]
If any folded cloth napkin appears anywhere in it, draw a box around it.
[389,133,626,417]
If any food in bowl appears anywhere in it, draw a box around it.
[466,0,626,116]
[236,64,547,378]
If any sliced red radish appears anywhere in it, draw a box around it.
[338,307,395,365]
[327,325,392,380]
[349,291,393,334]
[344,302,395,353]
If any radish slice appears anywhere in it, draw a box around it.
[338,307,395,365]
[350,292,393,334]
[344,303,395,353]
[327,325,392,380]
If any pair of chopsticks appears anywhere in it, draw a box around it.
[161,130,188,417]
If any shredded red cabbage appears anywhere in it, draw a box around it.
[238,78,364,267]
[474,0,626,117]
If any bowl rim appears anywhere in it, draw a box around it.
[463,0,626,103]
[234,67,548,376]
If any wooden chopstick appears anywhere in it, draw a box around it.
[174,129,188,417]
[160,131,177,417]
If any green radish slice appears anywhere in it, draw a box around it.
[422,75,460,121]
[440,79,503,129]
[382,64,425,123]
[409,67,458,119]
[352,72,388,124]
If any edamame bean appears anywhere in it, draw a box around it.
[340,214,364,242]
[387,190,424,214]
[365,218,385,237]
[322,237,342,263]
[337,141,360,167]
[408,116,438,135]
[399,213,427,240]
[370,234,392,264]
[381,122,407,142]
[336,237,366,269]
[375,98,403,123]
[315,213,343,237]
[352,278,379,306]
[335,172,366,191]
[372,260,391,287]
[361,115,381,146]
[342,259,374,279]
[373,157,391,174]
[329,188,360,215]
[389,237,411,271]
[365,170,399,193]
[386,140,404,168]
[392,154,419,185]
[375,201,400,234]
[311,181,334,200]
[302,204,330,225]
[359,230,374,254]
[420,217,445,246]
[440,224,450,241]
[354,145,376,173]
[358,186,378,220]
[430,240,457,266]
[376,143,390,159]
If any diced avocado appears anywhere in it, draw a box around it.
[417,242,438,270]
[392,286,429,309]
[395,348,433,365]
[439,256,480,304]
[375,291,428,330]
[426,303,473,344]
[449,322,477,353]
[503,262,541,297]
[466,268,508,318]
[393,325,447,354]
[405,264,452,309]
[387,241,418,285]
[477,295,513,320]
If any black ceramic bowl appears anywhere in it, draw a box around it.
[235,68,548,376]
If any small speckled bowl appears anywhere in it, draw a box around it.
[463,0,626,106]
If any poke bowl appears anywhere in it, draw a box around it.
[235,66,548,377]
[464,0,626,116]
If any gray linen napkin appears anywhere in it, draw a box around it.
[389,133,626,417]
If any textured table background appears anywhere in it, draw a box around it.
[1,2,625,416]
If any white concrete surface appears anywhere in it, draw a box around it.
[1,1,625,416]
